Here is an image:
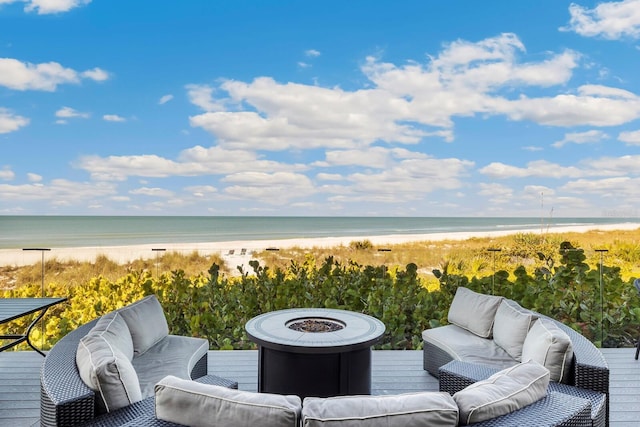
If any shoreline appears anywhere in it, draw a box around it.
[1,222,638,268]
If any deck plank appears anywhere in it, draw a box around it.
[0,348,638,426]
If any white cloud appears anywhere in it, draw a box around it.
[222,171,315,204]
[24,0,91,15]
[561,177,640,201]
[27,173,42,182]
[186,84,227,112]
[480,160,585,179]
[159,94,174,105]
[552,130,609,148]
[129,187,174,198]
[0,168,15,181]
[81,67,109,81]
[187,33,640,155]
[618,129,640,144]
[316,173,343,181]
[103,114,126,122]
[55,106,90,119]
[0,58,108,91]
[297,62,311,68]
[0,108,29,133]
[478,182,513,204]
[561,0,640,39]
[76,146,305,181]
[522,146,544,152]
[0,179,116,203]
[184,185,217,197]
[305,49,321,57]
[583,154,640,175]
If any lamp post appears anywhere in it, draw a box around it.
[22,248,51,297]
[377,248,391,281]
[487,248,501,295]
[22,248,51,349]
[595,249,608,345]
[152,248,166,277]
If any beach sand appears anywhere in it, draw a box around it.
[1,222,638,268]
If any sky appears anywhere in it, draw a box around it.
[1,0,640,217]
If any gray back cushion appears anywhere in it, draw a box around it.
[492,299,537,361]
[117,295,168,356]
[448,287,503,338]
[155,375,301,427]
[522,319,574,383]
[453,359,550,425]
[88,311,134,360]
[301,392,459,427]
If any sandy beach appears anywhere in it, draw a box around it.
[1,222,638,268]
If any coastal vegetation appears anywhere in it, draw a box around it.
[1,229,639,351]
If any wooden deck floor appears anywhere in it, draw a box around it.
[0,348,638,426]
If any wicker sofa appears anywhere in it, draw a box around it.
[40,295,238,427]
[422,287,609,427]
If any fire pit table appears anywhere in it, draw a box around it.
[245,308,385,399]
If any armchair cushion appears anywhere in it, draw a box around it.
[453,360,550,425]
[448,287,503,338]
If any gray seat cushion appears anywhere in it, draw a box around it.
[155,375,301,427]
[422,324,517,370]
[301,392,458,427]
[132,334,208,397]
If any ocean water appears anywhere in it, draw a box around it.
[0,216,636,249]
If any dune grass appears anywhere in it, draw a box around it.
[1,228,639,291]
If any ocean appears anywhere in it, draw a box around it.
[0,216,637,249]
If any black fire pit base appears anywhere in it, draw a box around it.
[259,346,371,398]
[245,308,386,400]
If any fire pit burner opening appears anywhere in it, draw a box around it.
[286,317,346,333]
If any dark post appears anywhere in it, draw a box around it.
[487,248,501,295]
[152,248,166,277]
[595,249,608,345]
[22,248,51,348]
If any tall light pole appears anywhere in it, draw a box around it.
[595,248,608,345]
[152,248,166,277]
[487,248,501,295]
[22,248,51,348]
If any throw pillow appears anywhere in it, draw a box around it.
[117,295,169,356]
[522,319,574,383]
[301,392,459,427]
[155,375,301,427]
[88,311,134,361]
[492,300,537,361]
[76,332,142,413]
[448,287,503,338]
[453,359,550,425]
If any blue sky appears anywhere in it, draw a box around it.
[1,0,640,217]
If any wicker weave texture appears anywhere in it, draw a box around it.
[40,311,237,426]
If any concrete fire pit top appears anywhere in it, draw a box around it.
[245,308,386,354]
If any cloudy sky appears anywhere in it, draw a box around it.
[1,0,640,217]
